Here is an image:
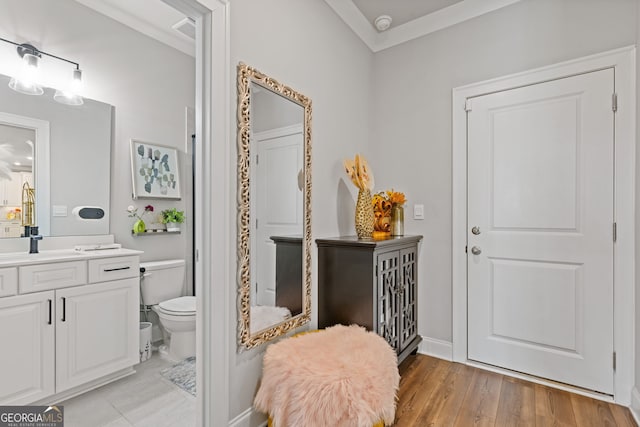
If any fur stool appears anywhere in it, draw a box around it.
[254,324,400,427]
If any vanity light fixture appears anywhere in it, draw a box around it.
[1,37,84,105]
[8,44,43,96]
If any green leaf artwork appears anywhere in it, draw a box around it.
[132,141,181,199]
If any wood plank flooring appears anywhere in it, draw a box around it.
[395,355,637,427]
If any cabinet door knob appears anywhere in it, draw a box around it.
[471,246,482,255]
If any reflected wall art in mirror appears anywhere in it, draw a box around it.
[236,63,312,349]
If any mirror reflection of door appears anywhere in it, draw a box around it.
[255,130,303,307]
[0,123,34,237]
[249,82,304,332]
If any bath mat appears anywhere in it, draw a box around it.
[161,356,196,396]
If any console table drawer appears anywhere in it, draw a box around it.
[19,261,87,294]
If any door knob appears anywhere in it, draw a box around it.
[471,246,482,255]
[471,226,481,235]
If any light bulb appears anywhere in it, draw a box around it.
[8,53,44,96]
[54,68,83,106]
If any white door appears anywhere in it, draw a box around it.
[467,69,614,394]
[254,132,303,306]
[0,291,55,404]
[56,279,139,392]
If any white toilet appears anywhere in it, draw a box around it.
[139,259,196,361]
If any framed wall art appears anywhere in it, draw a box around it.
[130,139,181,199]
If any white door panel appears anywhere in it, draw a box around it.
[255,133,303,306]
[467,69,614,394]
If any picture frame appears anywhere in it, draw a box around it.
[130,139,181,199]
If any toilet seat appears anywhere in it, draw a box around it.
[157,296,196,316]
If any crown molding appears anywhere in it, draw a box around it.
[74,0,195,57]
[326,0,522,53]
[323,0,377,51]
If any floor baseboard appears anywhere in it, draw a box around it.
[631,387,640,425]
[418,336,453,361]
[228,407,252,427]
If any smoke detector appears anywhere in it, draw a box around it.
[374,15,392,32]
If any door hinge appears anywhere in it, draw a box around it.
[613,352,617,371]
[256,218,258,229]
[375,265,378,277]
[612,93,618,112]
[464,99,472,112]
[613,222,617,242]
[256,154,259,165]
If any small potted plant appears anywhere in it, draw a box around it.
[160,208,185,232]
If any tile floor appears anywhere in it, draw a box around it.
[60,353,196,427]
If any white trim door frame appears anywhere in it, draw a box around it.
[162,0,230,426]
[452,46,635,405]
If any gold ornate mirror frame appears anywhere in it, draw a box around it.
[237,63,312,349]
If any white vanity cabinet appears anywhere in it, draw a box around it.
[0,250,141,405]
[0,291,55,404]
[0,222,22,238]
[0,172,24,206]
[56,278,139,392]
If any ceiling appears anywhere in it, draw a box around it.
[326,0,522,52]
[0,123,34,170]
[352,0,464,28]
[73,0,521,55]
[74,0,195,56]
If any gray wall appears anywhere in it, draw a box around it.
[229,0,374,423]
[0,1,195,271]
[370,0,637,344]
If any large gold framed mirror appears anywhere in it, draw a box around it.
[237,63,312,349]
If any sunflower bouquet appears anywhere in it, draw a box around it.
[372,189,406,235]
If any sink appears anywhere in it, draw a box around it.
[0,249,85,264]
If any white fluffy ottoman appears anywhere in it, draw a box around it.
[254,324,400,427]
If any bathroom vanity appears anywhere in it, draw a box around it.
[0,248,141,405]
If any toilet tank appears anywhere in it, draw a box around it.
[139,259,186,305]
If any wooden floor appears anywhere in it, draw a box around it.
[395,354,637,427]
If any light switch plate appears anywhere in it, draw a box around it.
[52,205,68,217]
[413,204,424,220]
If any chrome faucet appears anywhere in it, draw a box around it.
[24,225,43,254]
